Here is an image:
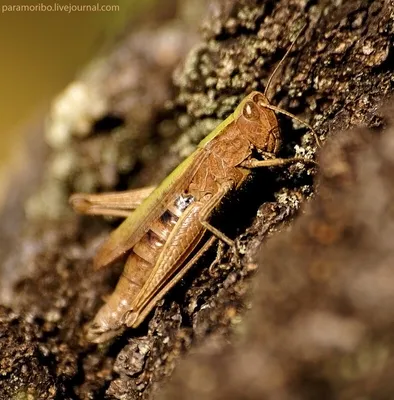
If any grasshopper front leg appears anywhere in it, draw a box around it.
[240,156,317,169]
[69,186,156,218]
[198,157,316,249]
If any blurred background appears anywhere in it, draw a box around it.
[0,0,156,201]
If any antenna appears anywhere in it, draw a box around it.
[264,23,307,101]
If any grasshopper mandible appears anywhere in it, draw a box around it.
[70,28,319,343]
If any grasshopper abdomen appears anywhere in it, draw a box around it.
[87,194,196,342]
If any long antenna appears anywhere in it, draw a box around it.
[264,23,307,101]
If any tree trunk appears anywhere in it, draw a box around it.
[1,1,393,399]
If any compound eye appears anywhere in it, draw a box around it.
[252,93,266,107]
[242,101,260,121]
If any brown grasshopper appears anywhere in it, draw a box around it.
[70,28,319,343]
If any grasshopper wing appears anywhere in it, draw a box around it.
[93,148,207,270]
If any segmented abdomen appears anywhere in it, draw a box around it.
[94,194,194,331]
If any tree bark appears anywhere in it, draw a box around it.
[1,0,393,399]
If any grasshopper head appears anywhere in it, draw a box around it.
[234,91,281,154]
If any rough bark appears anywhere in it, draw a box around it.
[1,0,393,399]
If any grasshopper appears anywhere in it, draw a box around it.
[70,28,319,343]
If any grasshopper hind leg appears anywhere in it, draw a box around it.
[123,235,218,329]
[69,186,156,218]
